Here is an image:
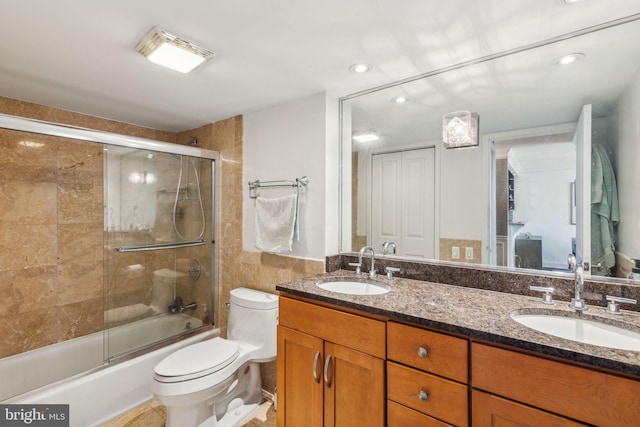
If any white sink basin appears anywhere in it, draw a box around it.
[511,311,640,351]
[316,279,390,295]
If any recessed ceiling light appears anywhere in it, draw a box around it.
[562,0,582,4]
[391,96,409,104]
[349,63,371,74]
[352,130,380,143]
[553,53,585,66]
[136,26,214,73]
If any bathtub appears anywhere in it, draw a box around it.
[1,313,218,427]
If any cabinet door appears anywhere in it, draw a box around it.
[324,342,385,427]
[472,390,587,426]
[277,326,324,427]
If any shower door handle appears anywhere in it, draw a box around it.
[323,354,333,388]
[312,351,321,383]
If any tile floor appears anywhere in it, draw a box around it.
[101,400,276,427]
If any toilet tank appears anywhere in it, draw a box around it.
[227,288,279,361]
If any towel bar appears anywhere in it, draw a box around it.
[248,176,309,199]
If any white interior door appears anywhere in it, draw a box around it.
[372,148,435,258]
[574,104,592,271]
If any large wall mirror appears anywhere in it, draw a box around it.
[339,13,640,283]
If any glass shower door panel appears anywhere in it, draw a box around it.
[104,148,213,359]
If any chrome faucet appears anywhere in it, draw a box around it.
[382,241,397,255]
[359,245,377,278]
[168,296,197,314]
[567,254,588,311]
[180,302,197,313]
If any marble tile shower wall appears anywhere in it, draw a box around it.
[0,96,322,395]
[0,128,104,358]
[0,96,177,359]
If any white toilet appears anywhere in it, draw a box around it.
[152,287,278,427]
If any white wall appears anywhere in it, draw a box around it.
[439,145,483,240]
[511,169,576,269]
[611,70,640,259]
[243,92,338,260]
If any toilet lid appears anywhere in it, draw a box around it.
[154,337,239,383]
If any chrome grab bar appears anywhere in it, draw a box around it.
[115,239,206,252]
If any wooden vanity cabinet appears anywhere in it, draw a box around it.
[387,322,469,427]
[277,296,386,427]
[278,295,640,427]
[471,343,640,426]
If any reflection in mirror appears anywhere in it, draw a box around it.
[340,15,640,283]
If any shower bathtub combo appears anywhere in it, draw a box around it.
[0,113,219,426]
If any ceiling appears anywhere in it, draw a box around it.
[1,0,639,132]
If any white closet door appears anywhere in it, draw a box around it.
[372,148,435,258]
[371,152,402,253]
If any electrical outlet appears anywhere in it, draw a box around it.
[452,246,460,259]
[465,247,474,260]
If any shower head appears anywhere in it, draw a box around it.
[187,137,198,146]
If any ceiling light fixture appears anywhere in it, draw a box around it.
[349,63,371,73]
[442,111,479,149]
[136,26,214,73]
[553,53,585,66]
[352,130,380,143]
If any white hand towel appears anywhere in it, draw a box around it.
[255,193,298,253]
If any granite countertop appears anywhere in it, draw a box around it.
[276,270,640,378]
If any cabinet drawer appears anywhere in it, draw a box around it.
[472,390,587,426]
[388,321,468,383]
[279,296,386,358]
[472,343,640,426]
[388,400,454,427]
[388,361,468,427]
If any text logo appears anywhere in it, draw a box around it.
[0,405,69,426]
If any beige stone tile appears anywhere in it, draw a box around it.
[238,263,260,288]
[101,400,165,427]
[0,308,60,357]
[260,253,292,270]
[0,129,58,182]
[56,138,103,185]
[291,257,324,279]
[0,96,175,143]
[57,182,103,224]
[0,181,57,224]
[0,270,21,318]
[57,297,104,339]
[58,223,103,263]
[11,266,57,315]
[0,223,57,270]
[56,260,103,305]
[439,238,482,263]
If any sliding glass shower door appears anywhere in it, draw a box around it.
[104,147,214,359]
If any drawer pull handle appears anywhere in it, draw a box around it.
[418,390,429,401]
[312,351,321,383]
[417,346,428,358]
[323,354,333,388]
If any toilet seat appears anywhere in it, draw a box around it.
[154,337,239,383]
